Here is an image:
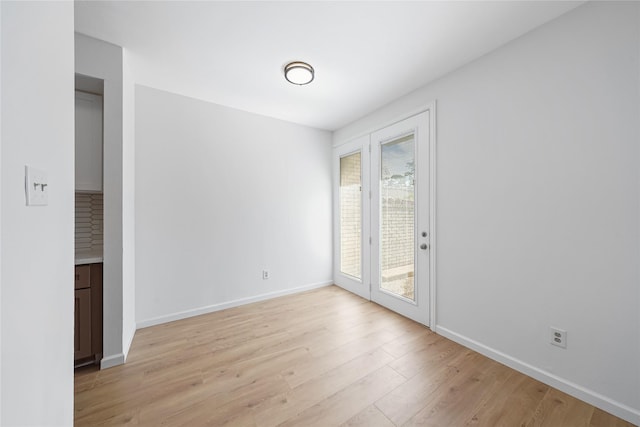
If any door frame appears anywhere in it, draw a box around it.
[332,102,437,328]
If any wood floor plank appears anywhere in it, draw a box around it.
[524,388,633,427]
[401,353,504,426]
[253,348,395,427]
[387,333,460,379]
[341,405,396,427]
[201,346,311,383]
[146,374,289,426]
[277,366,406,427]
[75,371,147,420]
[381,326,435,359]
[375,349,471,425]
[589,407,637,427]
[74,286,634,427]
[282,328,399,388]
[464,370,549,426]
[93,409,139,426]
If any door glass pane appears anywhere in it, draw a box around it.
[340,152,362,279]
[380,134,415,300]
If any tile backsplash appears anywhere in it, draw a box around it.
[75,192,103,251]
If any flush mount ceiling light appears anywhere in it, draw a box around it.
[284,61,314,85]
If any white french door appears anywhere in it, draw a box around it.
[334,111,431,326]
[370,113,429,325]
[333,135,371,300]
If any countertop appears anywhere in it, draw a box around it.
[75,247,103,265]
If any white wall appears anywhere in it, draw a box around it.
[75,33,136,367]
[1,2,75,425]
[335,2,639,424]
[135,86,332,326]
[0,1,4,419]
[122,49,136,359]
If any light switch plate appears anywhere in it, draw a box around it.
[25,165,49,206]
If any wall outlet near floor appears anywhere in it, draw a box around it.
[262,270,270,280]
[550,327,567,348]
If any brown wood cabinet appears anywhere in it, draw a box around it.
[74,288,92,359]
[74,263,103,366]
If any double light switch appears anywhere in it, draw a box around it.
[25,165,49,206]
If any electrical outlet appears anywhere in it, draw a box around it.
[550,327,567,348]
[262,270,270,280]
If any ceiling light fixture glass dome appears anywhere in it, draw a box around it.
[284,61,314,85]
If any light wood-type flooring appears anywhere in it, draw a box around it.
[75,285,634,426]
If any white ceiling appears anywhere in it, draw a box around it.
[75,1,583,131]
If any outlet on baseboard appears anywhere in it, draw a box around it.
[550,327,567,348]
[262,270,270,280]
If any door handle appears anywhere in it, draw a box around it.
[420,243,429,250]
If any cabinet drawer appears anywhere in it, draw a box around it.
[75,265,91,289]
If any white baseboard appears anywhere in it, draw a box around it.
[100,352,125,370]
[136,280,333,329]
[435,326,640,426]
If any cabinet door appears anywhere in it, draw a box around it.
[75,265,90,289]
[90,263,103,357]
[75,91,103,192]
[74,288,92,360]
